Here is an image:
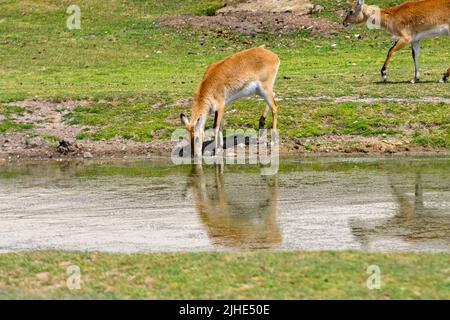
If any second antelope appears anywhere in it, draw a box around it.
[180,47,280,158]
[343,0,450,83]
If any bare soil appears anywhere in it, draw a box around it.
[158,0,339,35]
[159,13,339,35]
[217,0,323,14]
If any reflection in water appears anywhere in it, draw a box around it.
[351,173,450,250]
[188,165,281,249]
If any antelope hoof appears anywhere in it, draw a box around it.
[381,69,387,83]
[441,76,449,83]
[214,147,223,156]
[259,116,266,130]
[411,78,419,84]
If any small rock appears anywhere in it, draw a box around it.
[59,261,72,267]
[310,4,324,14]
[83,151,93,159]
[25,136,43,149]
[36,272,49,283]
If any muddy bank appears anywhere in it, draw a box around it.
[0,132,445,162]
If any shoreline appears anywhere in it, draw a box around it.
[0,142,447,163]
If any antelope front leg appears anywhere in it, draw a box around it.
[381,38,410,82]
[193,114,207,161]
[259,104,270,130]
[214,108,224,156]
[411,41,421,84]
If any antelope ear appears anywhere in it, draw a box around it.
[180,113,189,127]
[357,0,364,6]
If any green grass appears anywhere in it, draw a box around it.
[0,251,448,299]
[0,120,33,132]
[0,0,449,102]
[0,105,33,132]
[66,100,180,141]
[41,134,60,143]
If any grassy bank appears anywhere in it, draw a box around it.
[0,251,449,299]
[0,0,449,153]
[64,99,449,148]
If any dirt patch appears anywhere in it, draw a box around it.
[7,99,91,141]
[217,0,323,14]
[159,13,339,35]
[158,0,339,35]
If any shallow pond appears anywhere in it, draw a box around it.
[0,156,449,253]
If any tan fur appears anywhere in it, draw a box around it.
[343,0,450,82]
[191,47,280,125]
[181,47,280,157]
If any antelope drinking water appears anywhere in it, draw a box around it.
[180,47,281,158]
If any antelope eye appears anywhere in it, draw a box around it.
[349,9,355,15]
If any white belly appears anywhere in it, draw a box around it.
[413,24,450,41]
[225,81,261,105]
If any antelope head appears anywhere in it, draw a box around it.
[343,0,366,27]
[180,113,204,158]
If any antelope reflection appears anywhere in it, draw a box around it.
[188,165,281,249]
[351,173,450,250]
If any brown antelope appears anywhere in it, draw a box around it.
[343,0,450,83]
[180,47,280,158]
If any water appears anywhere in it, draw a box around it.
[0,156,449,253]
